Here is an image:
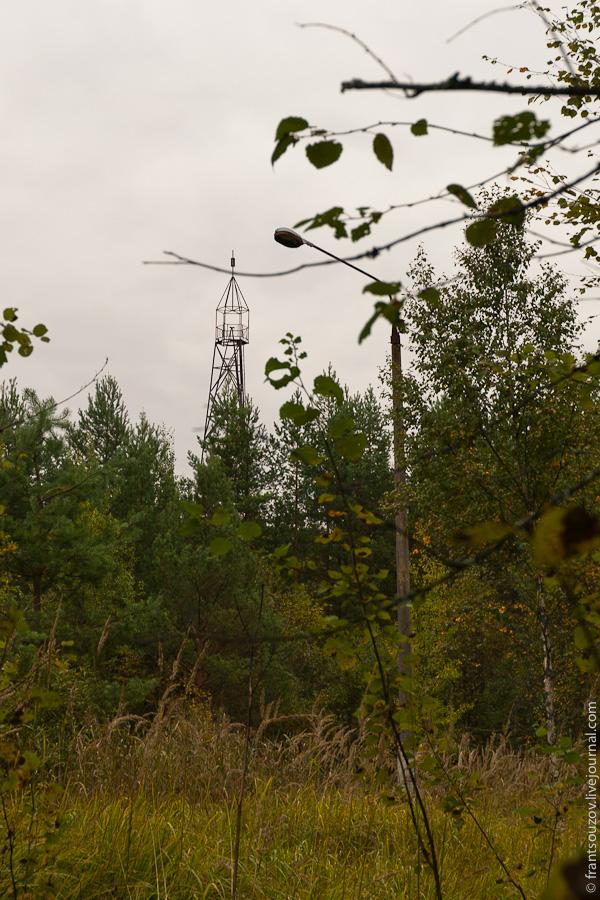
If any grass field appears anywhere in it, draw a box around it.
[0,708,584,898]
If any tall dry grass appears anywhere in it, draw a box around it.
[70,702,363,802]
[70,701,566,803]
[0,701,584,898]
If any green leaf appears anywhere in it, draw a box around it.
[358,301,402,343]
[2,324,19,342]
[3,308,17,322]
[373,133,393,170]
[446,184,478,209]
[418,287,440,303]
[380,302,402,327]
[489,195,526,229]
[574,626,589,650]
[238,521,262,541]
[362,281,401,296]
[351,222,371,242]
[210,508,230,527]
[305,141,343,169]
[271,134,294,165]
[410,119,428,136]
[180,501,204,537]
[272,543,291,559]
[181,500,204,518]
[561,105,577,118]
[32,323,48,337]
[280,400,320,426]
[493,111,550,146]
[359,304,384,344]
[314,374,344,405]
[209,536,232,557]
[270,370,299,389]
[328,414,355,439]
[298,206,348,239]
[265,357,299,389]
[291,444,325,466]
[465,218,498,247]
[275,116,309,140]
[335,432,367,462]
[265,357,288,376]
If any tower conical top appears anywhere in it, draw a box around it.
[231,251,235,272]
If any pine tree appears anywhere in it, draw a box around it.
[199,389,269,521]
[70,375,130,464]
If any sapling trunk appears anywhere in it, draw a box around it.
[536,575,557,747]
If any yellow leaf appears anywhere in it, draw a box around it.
[318,493,335,504]
[533,505,600,568]
[454,520,513,548]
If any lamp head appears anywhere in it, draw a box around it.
[274,227,305,249]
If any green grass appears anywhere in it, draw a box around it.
[1,780,583,899]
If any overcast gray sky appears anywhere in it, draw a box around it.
[1,0,596,469]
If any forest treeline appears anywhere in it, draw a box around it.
[1,220,597,757]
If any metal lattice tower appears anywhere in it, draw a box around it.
[202,253,249,456]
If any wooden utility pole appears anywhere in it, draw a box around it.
[391,325,411,695]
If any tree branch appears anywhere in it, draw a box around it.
[148,160,599,279]
[341,75,600,97]
[298,22,399,83]
[447,3,528,44]
[0,357,109,434]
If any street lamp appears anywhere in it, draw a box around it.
[273,226,411,691]
[274,227,388,282]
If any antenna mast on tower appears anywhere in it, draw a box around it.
[202,252,249,458]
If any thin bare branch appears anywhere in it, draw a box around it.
[143,162,515,274]
[0,357,109,433]
[530,2,576,80]
[376,115,597,217]
[147,251,350,278]
[148,161,599,279]
[39,468,100,506]
[308,118,497,144]
[447,3,528,44]
[359,161,600,259]
[298,22,399,82]
[535,234,600,259]
[43,357,110,414]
